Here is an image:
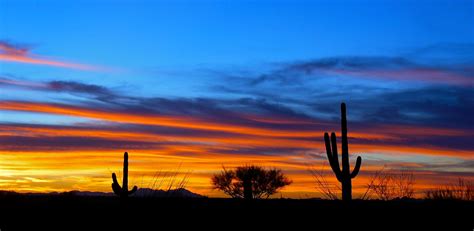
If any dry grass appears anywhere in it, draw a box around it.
[425,178,473,201]
[138,164,192,197]
[362,167,415,200]
[308,164,340,200]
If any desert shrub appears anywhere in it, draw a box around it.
[425,178,473,201]
[362,168,415,200]
[212,165,292,199]
[309,165,340,200]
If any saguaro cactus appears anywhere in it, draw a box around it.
[112,152,138,198]
[324,103,362,201]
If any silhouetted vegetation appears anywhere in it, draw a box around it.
[112,152,138,198]
[309,164,340,200]
[211,165,292,199]
[140,167,192,198]
[324,103,362,201]
[425,178,473,200]
[362,168,415,200]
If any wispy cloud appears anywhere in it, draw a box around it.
[0,40,103,71]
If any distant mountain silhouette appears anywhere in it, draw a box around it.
[131,188,205,198]
[0,188,205,198]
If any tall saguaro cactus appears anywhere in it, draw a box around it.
[324,103,362,201]
[112,152,138,198]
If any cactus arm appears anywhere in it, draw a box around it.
[112,183,122,195]
[111,173,122,195]
[330,132,340,169]
[350,156,362,179]
[324,133,342,180]
[324,132,332,159]
[112,172,119,186]
[330,132,343,181]
[128,186,138,195]
[324,133,335,169]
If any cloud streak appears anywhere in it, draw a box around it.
[0,77,114,97]
[0,41,103,71]
[1,98,472,158]
[245,55,473,87]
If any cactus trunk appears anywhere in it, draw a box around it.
[122,152,128,194]
[342,179,352,201]
[324,103,362,201]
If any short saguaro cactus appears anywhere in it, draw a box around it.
[112,152,138,198]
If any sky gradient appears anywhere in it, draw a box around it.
[0,0,473,198]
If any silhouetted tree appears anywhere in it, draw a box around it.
[112,152,138,198]
[212,165,292,199]
[324,103,362,201]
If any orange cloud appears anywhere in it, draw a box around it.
[1,122,471,158]
[0,101,327,138]
[1,100,472,158]
[0,41,102,71]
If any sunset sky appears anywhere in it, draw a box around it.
[0,0,473,198]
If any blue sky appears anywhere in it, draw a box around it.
[1,0,472,98]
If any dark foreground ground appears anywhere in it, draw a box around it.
[0,195,472,230]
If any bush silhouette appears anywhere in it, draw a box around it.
[112,152,138,198]
[324,103,362,201]
[425,178,473,200]
[362,168,415,200]
[212,165,292,199]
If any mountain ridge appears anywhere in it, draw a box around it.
[0,188,205,198]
